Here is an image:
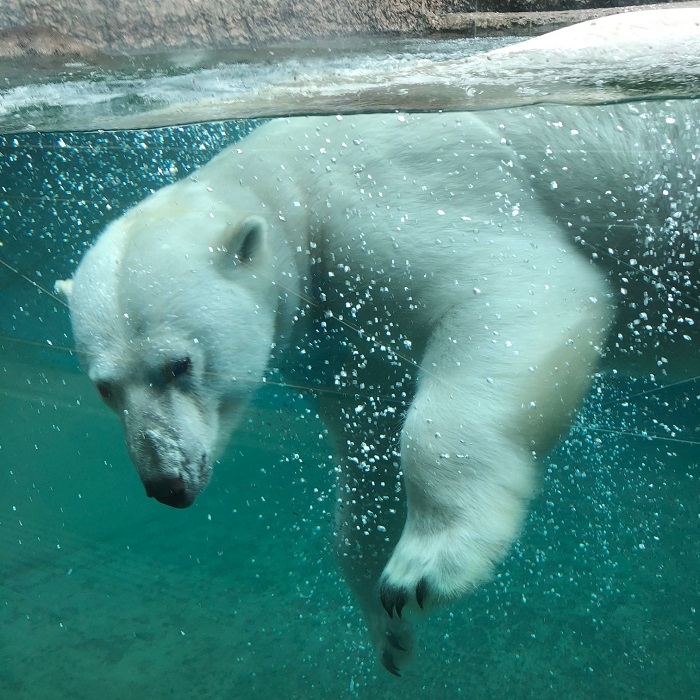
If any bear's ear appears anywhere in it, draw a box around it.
[222,216,267,265]
[54,278,74,300]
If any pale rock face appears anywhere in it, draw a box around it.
[58,99,699,674]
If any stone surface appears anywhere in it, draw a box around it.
[0,0,695,53]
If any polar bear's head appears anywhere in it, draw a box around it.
[58,179,283,508]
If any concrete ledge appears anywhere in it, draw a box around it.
[436,1,700,35]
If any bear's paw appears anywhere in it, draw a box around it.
[378,523,499,618]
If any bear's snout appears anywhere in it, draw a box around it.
[144,476,194,509]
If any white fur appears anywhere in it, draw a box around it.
[58,100,699,673]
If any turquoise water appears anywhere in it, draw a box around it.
[1,115,698,698]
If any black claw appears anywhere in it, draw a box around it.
[416,577,429,609]
[395,588,408,618]
[381,648,401,677]
[386,630,407,652]
[380,583,394,619]
[380,582,414,619]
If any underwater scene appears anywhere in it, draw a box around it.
[1,44,699,700]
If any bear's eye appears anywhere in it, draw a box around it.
[165,357,192,382]
[96,383,113,401]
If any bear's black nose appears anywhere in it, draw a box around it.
[144,477,194,508]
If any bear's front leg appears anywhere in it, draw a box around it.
[318,393,416,675]
[379,285,609,617]
[379,380,536,616]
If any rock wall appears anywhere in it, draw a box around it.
[0,0,694,53]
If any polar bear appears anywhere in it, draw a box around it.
[57,99,699,674]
